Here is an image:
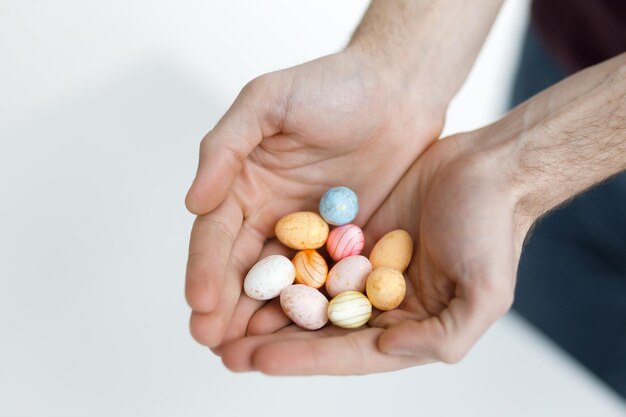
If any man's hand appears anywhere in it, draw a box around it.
[216,53,625,375]
[185,49,444,349]
[184,0,503,352]
[216,130,520,374]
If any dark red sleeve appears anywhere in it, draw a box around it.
[532,0,626,73]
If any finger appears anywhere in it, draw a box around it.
[251,327,430,375]
[221,325,320,372]
[189,222,265,348]
[246,298,291,336]
[185,195,243,313]
[378,283,513,363]
[185,76,286,215]
[218,240,293,346]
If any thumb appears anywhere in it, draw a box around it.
[185,75,286,215]
[378,276,514,364]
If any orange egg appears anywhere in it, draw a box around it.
[292,249,328,288]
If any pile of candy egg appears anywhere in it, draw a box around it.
[243,186,413,330]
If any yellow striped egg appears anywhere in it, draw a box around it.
[327,291,372,329]
[292,249,328,289]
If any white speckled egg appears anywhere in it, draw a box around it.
[280,284,329,330]
[327,291,372,329]
[325,255,372,298]
[243,255,295,300]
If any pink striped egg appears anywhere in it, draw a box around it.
[326,224,365,262]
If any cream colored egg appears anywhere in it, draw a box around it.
[327,290,372,329]
[275,211,329,250]
[365,267,406,310]
[325,255,372,298]
[369,229,413,272]
[243,255,295,300]
[280,284,329,330]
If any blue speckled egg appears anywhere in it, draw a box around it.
[319,186,359,226]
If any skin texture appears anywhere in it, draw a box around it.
[217,53,626,375]
[185,0,503,352]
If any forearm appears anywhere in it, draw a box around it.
[348,0,503,108]
[480,53,626,225]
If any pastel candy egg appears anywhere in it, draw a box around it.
[365,267,406,310]
[280,284,329,330]
[326,255,372,298]
[275,211,329,250]
[243,255,295,300]
[292,249,328,289]
[326,224,365,262]
[319,186,359,226]
[369,229,414,273]
[327,291,372,329]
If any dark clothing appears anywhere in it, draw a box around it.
[511,23,626,398]
[532,0,626,72]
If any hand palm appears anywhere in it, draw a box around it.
[219,135,519,374]
[185,51,444,349]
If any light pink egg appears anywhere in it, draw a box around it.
[325,255,372,298]
[326,224,365,262]
[280,284,329,330]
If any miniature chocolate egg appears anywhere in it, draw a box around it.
[369,229,414,273]
[243,255,295,300]
[326,224,365,262]
[326,255,372,298]
[319,186,359,226]
[275,211,329,250]
[292,249,328,289]
[280,284,329,330]
[365,267,406,310]
[327,291,372,329]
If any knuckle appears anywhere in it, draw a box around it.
[199,216,236,242]
[476,277,515,319]
[241,74,269,97]
[189,315,210,346]
[434,343,467,364]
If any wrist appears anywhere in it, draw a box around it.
[341,42,453,127]
[346,0,503,111]
[449,124,540,238]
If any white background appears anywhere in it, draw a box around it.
[1,1,625,416]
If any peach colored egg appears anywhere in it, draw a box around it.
[326,224,365,262]
[292,249,328,289]
[328,291,372,329]
[325,255,372,298]
[365,267,406,310]
[280,284,329,330]
[369,229,414,273]
[275,211,329,250]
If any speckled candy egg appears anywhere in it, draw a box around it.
[292,249,328,289]
[326,224,365,262]
[275,211,329,250]
[326,255,372,298]
[328,291,372,329]
[319,186,359,226]
[280,284,329,330]
[243,255,295,300]
[369,229,414,273]
[365,267,406,310]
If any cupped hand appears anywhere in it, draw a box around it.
[219,127,528,375]
[185,49,445,349]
